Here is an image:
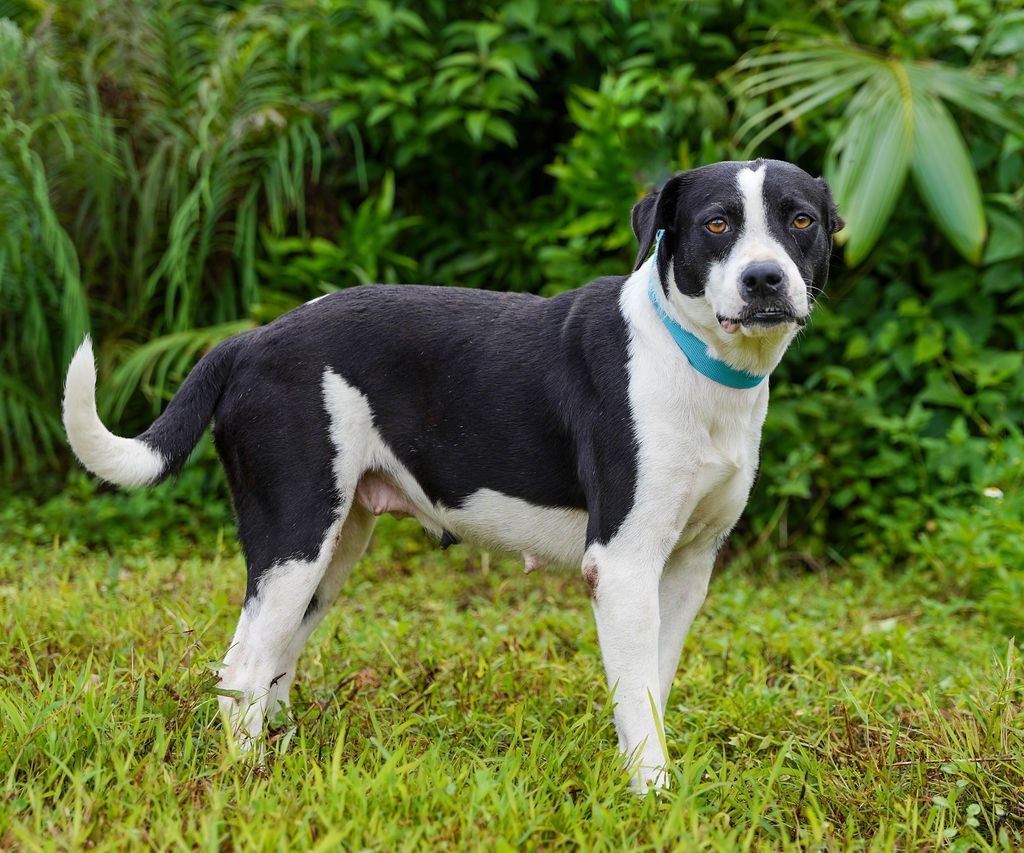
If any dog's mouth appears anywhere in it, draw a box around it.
[717,305,806,335]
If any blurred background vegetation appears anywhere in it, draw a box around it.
[1,0,1022,577]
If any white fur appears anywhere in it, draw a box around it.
[62,338,166,487]
[579,256,773,788]
[217,508,378,744]
[217,372,380,741]
[445,491,588,569]
[218,529,342,741]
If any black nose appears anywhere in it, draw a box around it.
[740,261,786,301]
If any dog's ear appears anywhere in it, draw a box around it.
[631,191,661,270]
[631,175,683,271]
[829,201,846,235]
[816,176,846,235]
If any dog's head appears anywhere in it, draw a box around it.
[632,159,844,339]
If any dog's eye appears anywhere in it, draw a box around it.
[705,218,729,235]
[792,214,814,230]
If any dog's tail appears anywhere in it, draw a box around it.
[63,336,233,487]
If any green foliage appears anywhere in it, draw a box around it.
[733,36,1022,263]
[258,171,421,303]
[1,450,234,557]
[0,18,97,476]
[542,53,733,293]
[755,252,1024,553]
[1,0,321,466]
[1,0,1022,568]
[910,455,1024,637]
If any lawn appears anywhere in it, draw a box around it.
[1,482,1022,850]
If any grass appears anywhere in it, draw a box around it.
[1,480,1023,850]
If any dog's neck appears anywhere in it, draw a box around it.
[646,268,766,388]
[646,234,798,383]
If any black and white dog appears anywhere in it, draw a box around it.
[64,159,843,791]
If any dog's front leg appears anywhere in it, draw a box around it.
[585,542,667,792]
[657,547,716,718]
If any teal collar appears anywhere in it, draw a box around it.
[646,229,766,389]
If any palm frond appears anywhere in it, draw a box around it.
[826,73,914,264]
[732,35,1018,264]
[905,63,1024,136]
[909,93,986,263]
[735,70,877,154]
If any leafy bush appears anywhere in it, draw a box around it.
[751,251,1024,555]
[2,0,1022,567]
[0,447,234,559]
[912,459,1024,638]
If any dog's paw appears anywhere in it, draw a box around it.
[630,764,670,796]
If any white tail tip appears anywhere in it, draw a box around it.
[62,337,165,487]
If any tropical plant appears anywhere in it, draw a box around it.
[731,30,1024,264]
[80,0,323,335]
[0,0,322,479]
[0,18,98,477]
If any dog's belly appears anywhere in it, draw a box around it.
[443,489,589,569]
[324,370,588,570]
[354,472,587,569]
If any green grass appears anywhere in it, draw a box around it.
[2,490,1023,849]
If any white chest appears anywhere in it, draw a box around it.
[672,419,761,550]
[620,303,770,557]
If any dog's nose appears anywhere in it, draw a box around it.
[740,261,786,301]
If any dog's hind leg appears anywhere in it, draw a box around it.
[263,504,376,718]
[217,523,341,744]
[214,421,352,743]
[214,368,379,744]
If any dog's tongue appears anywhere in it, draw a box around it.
[720,318,741,334]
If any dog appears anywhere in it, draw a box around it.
[63,159,843,791]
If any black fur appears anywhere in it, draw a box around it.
[126,158,839,606]
[136,278,640,598]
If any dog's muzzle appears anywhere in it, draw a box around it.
[717,261,806,334]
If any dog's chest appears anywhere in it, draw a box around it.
[627,361,766,554]
[673,418,759,549]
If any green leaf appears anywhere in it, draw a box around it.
[609,0,631,18]
[983,206,1024,264]
[736,67,876,154]
[972,351,1024,388]
[732,45,880,153]
[485,116,517,147]
[465,110,490,144]
[909,93,986,263]
[906,63,1024,137]
[827,72,913,265]
[913,328,946,364]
